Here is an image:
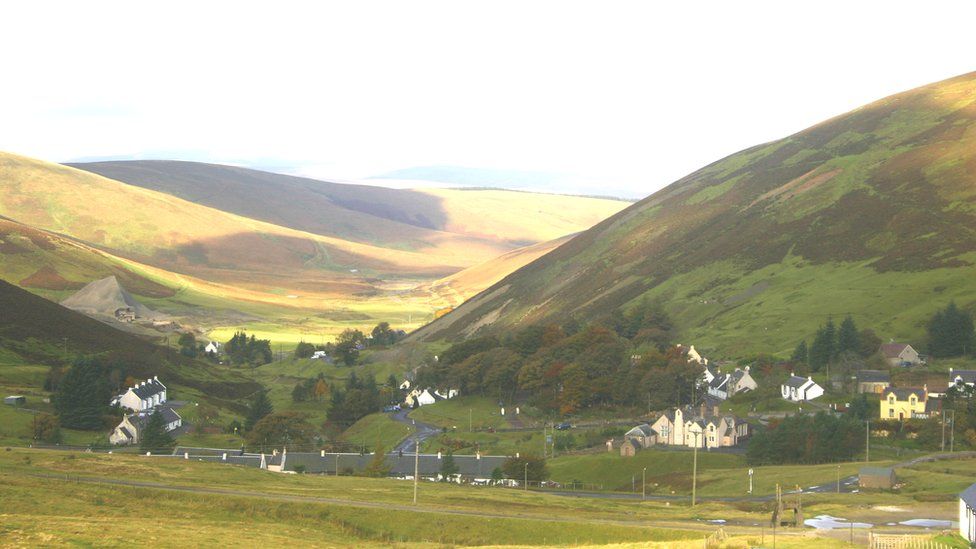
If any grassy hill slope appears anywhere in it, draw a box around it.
[412,71,976,355]
[0,279,260,404]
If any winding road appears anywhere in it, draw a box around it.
[390,408,441,454]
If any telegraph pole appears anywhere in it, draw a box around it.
[865,420,870,462]
[949,410,955,452]
[413,435,419,504]
[692,432,699,506]
[642,467,647,501]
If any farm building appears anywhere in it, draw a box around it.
[961,483,976,544]
[856,370,890,394]
[859,467,895,489]
[879,343,921,367]
[620,438,642,457]
[4,395,26,406]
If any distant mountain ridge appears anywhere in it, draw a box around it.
[412,71,976,355]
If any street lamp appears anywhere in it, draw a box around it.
[524,462,528,491]
[748,468,754,494]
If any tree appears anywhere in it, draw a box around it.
[294,341,316,359]
[439,450,459,481]
[837,316,860,355]
[370,322,399,347]
[178,332,198,357]
[501,454,549,483]
[928,302,975,357]
[790,340,808,365]
[245,412,316,449]
[55,357,110,430]
[31,412,61,443]
[139,411,176,454]
[809,319,836,372]
[363,442,391,477]
[244,390,274,431]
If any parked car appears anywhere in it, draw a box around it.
[555,422,572,430]
[383,404,401,413]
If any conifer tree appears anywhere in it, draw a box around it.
[440,450,459,481]
[837,315,860,355]
[791,340,808,365]
[55,357,110,430]
[139,411,176,454]
[245,390,274,431]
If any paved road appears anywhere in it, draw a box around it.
[390,408,441,454]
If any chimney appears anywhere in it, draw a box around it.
[321,450,325,458]
[184,452,189,460]
[222,453,227,461]
[699,403,705,417]
[437,451,442,459]
[713,405,719,417]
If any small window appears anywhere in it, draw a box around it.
[889,409,894,418]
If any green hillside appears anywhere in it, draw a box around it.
[413,71,976,356]
[0,279,260,407]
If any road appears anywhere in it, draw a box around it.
[390,408,441,454]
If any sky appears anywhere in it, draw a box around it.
[2,1,975,198]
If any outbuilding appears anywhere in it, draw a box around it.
[4,395,26,406]
[859,466,896,489]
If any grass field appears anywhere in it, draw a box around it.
[0,447,963,547]
[409,395,514,431]
[339,412,413,453]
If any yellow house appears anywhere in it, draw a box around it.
[881,386,933,420]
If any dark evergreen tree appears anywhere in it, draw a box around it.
[139,410,176,454]
[809,319,836,372]
[439,450,459,480]
[928,302,975,357]
[244,390,274,431]
[293,341,316,359]
[837,315,860,355]
[790,340,808,365]
[54,357,110,430]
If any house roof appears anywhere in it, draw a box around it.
[860,467,894,477]
[962,483,976,508]
[276,452,509,477]
[879,343,911,359]
[626,424,655,437]
[118,427,133,439]
[709,375,728,390]
[925,397,942,414]
[951,370,976,384]
[131,407,181,427]
[886,387,926,402]
[130,378,166,399]
[857,370,891,383]
[784,375,809,389]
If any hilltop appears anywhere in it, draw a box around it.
[413,71,976,355]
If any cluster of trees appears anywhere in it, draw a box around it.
[325,373,396,430]
[791,315,881,372]
[139,411,176,454]
[928,302,975,357]
[225,331,273,366]
[416,304,696,416]
[246,411,317,449]
[500,454,549,482]
[292,323,404,366]
[54,357,113,430]
[291,373,331,402]
[746,412,863,464]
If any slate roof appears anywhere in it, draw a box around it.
[925,397,942,414]
[131,378,166,399]
[130,407,181,428]
[886,387,926,401]
[272,452,509,477]
[879,343,911,359]
[951,370,976,384]
[709,375,728,390]
[962,483,976,508]
[784,375,809,389]
[857,370,891,383]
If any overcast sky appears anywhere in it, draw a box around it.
[2,1,974,198]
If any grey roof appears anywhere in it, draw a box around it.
[130,407,181,428]
[962,483,976,507]
[119,427,133,439]
[709,375,728,390]
[784,375,809,388]
[131,378,166,399]
[886,387,926,402]
[626,424,654,437]
[879,343,911,358]
[269,452,509,477]
[857,370,891,383]
[951,370,976,384]
[860,467,894,477]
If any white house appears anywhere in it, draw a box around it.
[949,368,976,391]
[961,483,976,544]
[416,389,437,406]
[113,377,167,412]
[204,341,221,355]
[781,374,824,402]
[399,379,411,390]
[109,407,182,445]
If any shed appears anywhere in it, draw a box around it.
[4,395,26,406]
[859,467,896,489]
[620,438,641,457]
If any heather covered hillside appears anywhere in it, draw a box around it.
[413,71,976,355]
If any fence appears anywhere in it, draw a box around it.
[869,532,953,549]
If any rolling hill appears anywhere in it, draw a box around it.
[0,154,627,342]
[411,71,976,356]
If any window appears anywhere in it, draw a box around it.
[888,395,895,404]
[889,409,894,418]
